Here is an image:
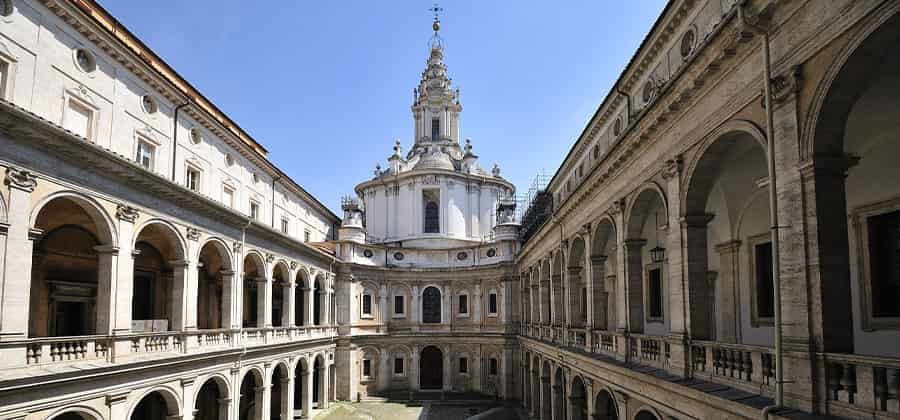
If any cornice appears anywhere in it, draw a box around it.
[354,168,515,196]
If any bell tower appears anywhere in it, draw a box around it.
[412,7,462,148]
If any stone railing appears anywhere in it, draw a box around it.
[824,352,900,416]
[568,328,587,351]
[25,335,109,365]
[691,340,774,395]
[629,333,667,367]
[9,326,337,369]
[592,330,617,356]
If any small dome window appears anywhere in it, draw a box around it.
[680,27,697,58]
[74,48,97,73]
[0,0,14,17]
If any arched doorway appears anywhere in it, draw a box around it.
[541,259,551,325]
[239,370,264,420]
[132,222,185,332]
[591,219,617,331]
[421,286,441,324]
[531,358,541,418]
[685,128,769,343]
[552,367,566,420]
[551,253,564,327]
[272,263,289,328]
[623,187,668,335]
[312,355,326,408]
[242,254,265,328]
[570,376,587,420]
[194,377,228,420]
[131,391,177,420]
[295,271,307,326]
[594,390,618,420]
[540,361,552,420]
[197,240,231,330]
[807,9,900,356]
[313,277,323,325]
[270,363,289,419]
[568,238,587,328]
[29,196,112,337]
[420,346,443,390]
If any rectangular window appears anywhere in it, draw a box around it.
[304,230,311,243]
[394,295,404,314]
[394,358,404,375]
[281,218,289,234]
[64,98,93,140]
[223,186,235,208]
[648,268,663,319]
[488,293,498,314]
[136,139,155,170]
[489,358,498,375]
[868,210,900,317]
[186,167,200,191]
[250,201,260,220]
[754,242,774,319]
[459,357,468,374]
[431,118,440,141]
[0,61,9,99]
[362,294,372,316]
[458,294,468,314]
[362,359,371,378]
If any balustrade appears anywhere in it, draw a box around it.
[825,353,900,415]
[25,336,109,365]
[691,341,774,395]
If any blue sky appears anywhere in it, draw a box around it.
[100,1,666,215]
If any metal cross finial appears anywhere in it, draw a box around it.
[429,3,443,21]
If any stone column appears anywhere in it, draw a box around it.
[714,240,742,343]
[229,367,241,420]
[304,287,314,326]
[220,270,235,329]
[94,245,118,336]
[262,275,273,328]
[442,284,451,325]
[283,281,295,328]
[321,362,330,409]
[170,259,190,331]
[0,168,36,343]
[411,286,420,331]
[217,397,230,420]
[282,376,293,418]
[378,348,390,392]
[411,346,420,391]
[551,274,563,327]
[255,277,268,328]
[567,268,583,328]
[256,384,269,420]
[184,235,200,331]
[473,348,482,392]
[442,347,452,391]
[180,378,196,420]
[303,361,314,418]
[540,372,550,420]
[622,239,646,334]
[682,214,714,340]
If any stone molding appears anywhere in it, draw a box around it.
[4,166,37,192]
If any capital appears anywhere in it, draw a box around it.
[186,227,200,241]
[608,199,625,216]
[4,166,37,192]
[662,156,683,180]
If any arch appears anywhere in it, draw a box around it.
[194,375,229,420]
[594,388,619,420]
[271,261,291,328]
[269,361,291,420]
[313,274,325,325]
[624,183,668,240]
[540,359,552,420]
[550,251,565,327]
[128,387,181,420]
[552,366,567,420]
[804,4,900,158]
[195,373,232,401]
[197,239,232,330]
[242,252,266,328]
[196,237,233,271]
[312,353,327,408]
[132,219,187,260]
[567,236,588,327]
[29,191,116,246]
[570,375,588,420]
[47,406,104,420]
[633,407,661,420]
[238,367,264,420]
[421,285,442,324]
[420,345,443,390]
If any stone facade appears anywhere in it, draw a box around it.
[0,0,898,419]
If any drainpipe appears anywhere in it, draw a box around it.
[739,3,784,416]
[171,101,190,182]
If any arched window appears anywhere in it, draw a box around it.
[424,201,439,233]
[422,286,442,323]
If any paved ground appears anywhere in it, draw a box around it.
[315,401,514,420]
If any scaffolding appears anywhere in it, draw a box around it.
[518,170,552,242]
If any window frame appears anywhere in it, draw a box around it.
[0,50,16,101]
[361,358,372,380]
[134,135,158,171]
[489,358,498,376]
[852,197,900,331]
[459,357,468,374]
[222,184,235,208]
[62,91,98,142]
[487,290,499,317]
[185,164,202,192]
[392,294,406,318]
[393,357,405,376]
[457,292,469,317]
[643,261,665,323]
[747,232,775,327]
[361,292,373,319]
[249,200,260,221]
[280,217,290,234]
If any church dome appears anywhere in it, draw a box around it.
[414,146,456,171]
